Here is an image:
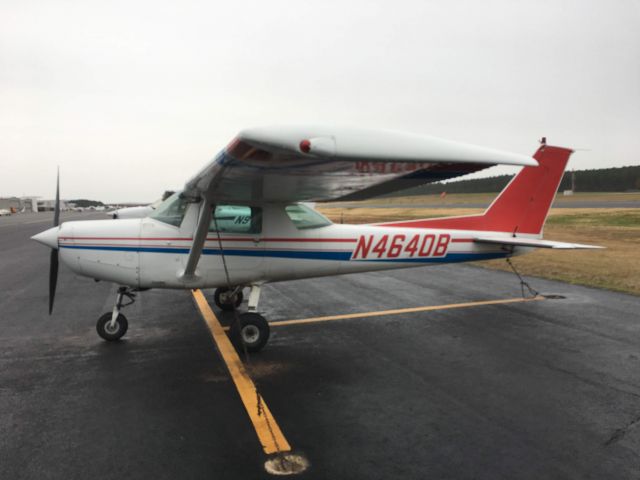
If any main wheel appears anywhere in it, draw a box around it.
[229,313,270,353]
[96,313,128,341]
[214,287,243,311]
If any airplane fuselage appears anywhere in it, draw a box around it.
[55,203,519,289]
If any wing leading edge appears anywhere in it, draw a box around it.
[183,126,537,204]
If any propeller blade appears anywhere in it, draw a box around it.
[53,167,60,227]
[49,248,59,315]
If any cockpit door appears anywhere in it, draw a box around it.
[198,204,265,286]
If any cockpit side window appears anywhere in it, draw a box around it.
[149,192,189,227]
[209,205,262,234]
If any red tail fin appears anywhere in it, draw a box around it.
[381,145,573,236]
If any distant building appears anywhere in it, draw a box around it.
[0,197,21,211]
[21,197,39,212]
[0,197,40,212]
[37,199,69,211]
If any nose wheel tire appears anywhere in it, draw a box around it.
[96,313,128,341]
[229,313,270,353]
[214,287,243,311]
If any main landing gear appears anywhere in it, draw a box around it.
[215,285,270,353]
[230,313,270,353]
[96,286,136,341]
[214,286,243,311]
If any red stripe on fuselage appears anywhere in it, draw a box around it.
[59,242,358,253]
[59,236,358,243]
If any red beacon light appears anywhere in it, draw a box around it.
[299,139,311,153]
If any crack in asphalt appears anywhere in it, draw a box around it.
[543,362,640,400]
[604,414,640,446]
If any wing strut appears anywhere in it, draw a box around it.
[182,199,212,279]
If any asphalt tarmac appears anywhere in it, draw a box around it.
[2,213,640,479]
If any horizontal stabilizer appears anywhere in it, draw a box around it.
[474,236,603,250]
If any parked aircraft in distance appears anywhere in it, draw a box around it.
[32,127,600,352]
[111,191,175,219]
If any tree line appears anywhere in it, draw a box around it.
[393,165,640,196]
[68,199,106,207]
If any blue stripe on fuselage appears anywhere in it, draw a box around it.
[59,245,506,263]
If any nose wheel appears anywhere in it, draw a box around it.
[97,286,136,341]
[97,313,128,341]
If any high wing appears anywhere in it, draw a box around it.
[474,236,603,249]
[183,126,537,204]
[179,126,538,279]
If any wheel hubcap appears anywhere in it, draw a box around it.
[241,325,260,345]
[104,321,120,335]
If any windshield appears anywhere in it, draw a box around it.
[150,192,189,227]
[149,198,163,209]
[285,204,332,229]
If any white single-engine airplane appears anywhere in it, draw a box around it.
[32,126,600,352]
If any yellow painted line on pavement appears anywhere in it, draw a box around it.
[270,296,544,327]
[192,289,291,455]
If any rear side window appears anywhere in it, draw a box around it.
[285,204,332,229]
[209,205,262,234]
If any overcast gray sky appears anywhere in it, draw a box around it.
[1,0,639,203]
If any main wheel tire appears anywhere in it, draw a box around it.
[214,287,243,311]
[229,313,270,353]
[96,313,128,341]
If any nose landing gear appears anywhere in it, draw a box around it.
[96,286,136,341]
